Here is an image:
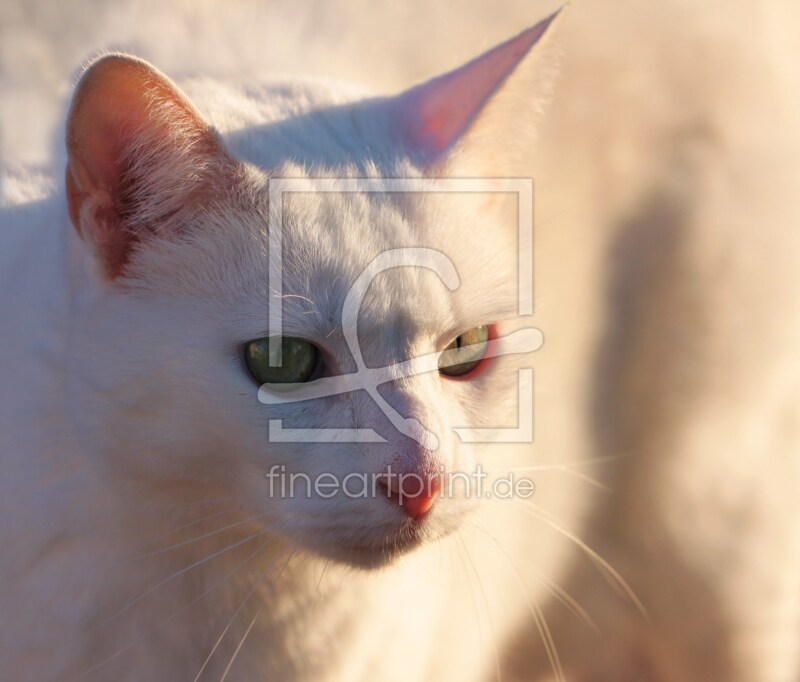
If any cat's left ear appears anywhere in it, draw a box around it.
[389,9,564,175]
[66,54,240,279]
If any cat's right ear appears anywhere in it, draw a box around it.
[65,54,239,279]
[388,9,563,176]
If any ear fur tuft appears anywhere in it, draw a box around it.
[66,54,238,278]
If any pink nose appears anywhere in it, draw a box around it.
[377,472,441,520]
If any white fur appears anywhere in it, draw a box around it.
[0,18,586,682]
[3,3,800,682]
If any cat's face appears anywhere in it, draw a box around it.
[65,17,557,567]
[76,173,522,567]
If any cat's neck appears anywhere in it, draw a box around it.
[66,500,460,681]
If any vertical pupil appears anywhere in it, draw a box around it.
[438,326,489,377]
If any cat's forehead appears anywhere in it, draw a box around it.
[279,188,455,334]
[133,164,520,343]
[274,169,520,271]
[273,178,520,334]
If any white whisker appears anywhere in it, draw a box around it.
[172,495,252,506]
[458,534,503,682]
[117,511,271,565]
[92,528,270,633]
[105,507,244,570]
[513,500,649,621]
[498,465,611,492]
[193,548,294,682]
[218,605,262,682]
[536,574,597,633]
[454,540,487,676]
[471,519,564,682]
[469,520,596,631]
[316,558,331,594]
[79,539,269,678]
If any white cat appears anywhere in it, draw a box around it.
[2,5,800,682]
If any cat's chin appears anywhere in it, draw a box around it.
[328,539,420,570]
[328,540,424,570]
[304,518,459,570]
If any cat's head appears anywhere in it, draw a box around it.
[64,12,560,568]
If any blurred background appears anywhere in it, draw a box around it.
[3,0,798,177]
[1,0,562,165]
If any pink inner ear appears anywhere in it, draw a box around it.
[394,12,558,159]
[65,55,233,279]
[67,56,210,202]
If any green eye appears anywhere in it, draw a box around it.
[439,325,490,377]
[244,337,320,385]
